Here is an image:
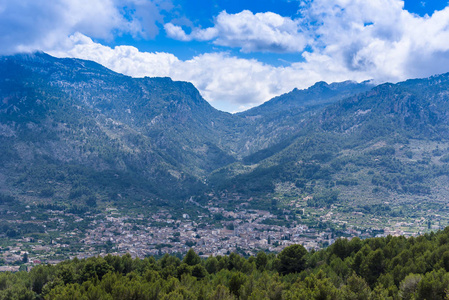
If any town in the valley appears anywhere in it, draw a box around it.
[1,193,441,272]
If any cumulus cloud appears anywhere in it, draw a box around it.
[165,10,308,53]
[4,0,449,112]
[161,0,449,111]
[165,0,449,82]
[0,0,169,55]
[51,33,179,77]
[303,0,449,80]
[49,33,363,112]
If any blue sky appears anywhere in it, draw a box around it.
[108,0,447,63]
[107,0,306,66]
[2,0,449,112]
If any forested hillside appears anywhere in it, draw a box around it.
[2,52,449,241]
[3,228,449,299]
[211,74,449,214]
[0,52,378,210]
[0,52,238,207]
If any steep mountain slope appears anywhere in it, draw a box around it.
[2,52,449,215]
[0,53,240,207]
[212,74,449,210]
[233,80,375,157]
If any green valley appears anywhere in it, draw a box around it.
[1,52,449,266]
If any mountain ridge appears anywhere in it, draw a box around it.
[1,52,449,214]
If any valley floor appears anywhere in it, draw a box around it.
[1,196,446,269]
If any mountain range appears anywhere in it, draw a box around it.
[1,52,449,213]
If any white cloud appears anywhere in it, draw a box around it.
[303,0,449,80]
[165,10,308,53]
[4,0,449,112]
[51,33,179,77]
[165,0,449,81]
[161,1,449,111]
[49,33,367,112]
[0,0,169,55]
[163,23,190,41]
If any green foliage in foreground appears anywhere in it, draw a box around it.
[4,228,449,299]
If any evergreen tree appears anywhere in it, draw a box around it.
[277,244,307,274]
[183,249,201,266]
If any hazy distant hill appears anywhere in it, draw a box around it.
[2,52,449,211]
[242,80,374,117]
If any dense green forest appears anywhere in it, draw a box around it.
[3,228,449,299]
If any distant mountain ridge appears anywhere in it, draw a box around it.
[1,52,449,211]
[241,80,374,117]
[214,73,449,208]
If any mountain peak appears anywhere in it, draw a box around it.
[311,81,329,88]
[241,79,374,117]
